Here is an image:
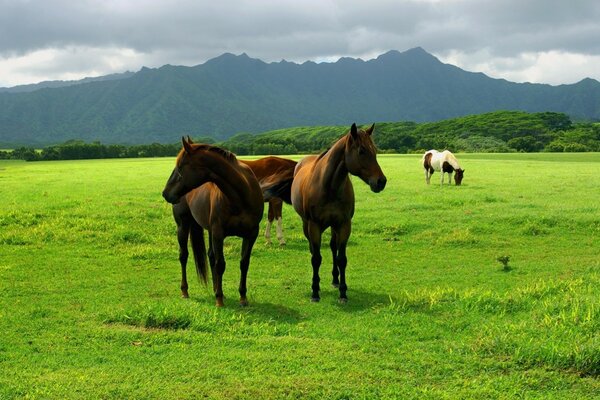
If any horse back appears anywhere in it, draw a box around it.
[185,180,263,236]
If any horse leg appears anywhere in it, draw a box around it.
[330,231,339,288]
[207,232,217,293]
[273,199,285,246]
[211,232,226,307]
[440,172,445,186]
[334,222,351,303]
[425,168,430,185]
[239,227,258,306]
[176,214,191,298]
[265,201,274,245]
[304,219,323,302]
[448,171,453,186]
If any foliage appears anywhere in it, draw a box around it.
[4,112,600,161]
[218,111,600,155]
[0,154,599,398]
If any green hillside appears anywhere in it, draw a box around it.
[221,111,600,154]
[1,49,600,147]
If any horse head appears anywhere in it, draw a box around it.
[344,123,387,193]
[162,137,212,203]
[454,168,464,186]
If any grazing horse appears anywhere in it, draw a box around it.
[241,156,297,246]
[162,137,264,307]
[287,123,386,303]
[423,149,464,186]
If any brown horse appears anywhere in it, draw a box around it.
[162,137,264,307]
[241,156,297,246]
[289,123,386,303]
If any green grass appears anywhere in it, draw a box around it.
[0,154,599,399]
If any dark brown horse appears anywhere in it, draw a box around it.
[162,138,264,307]
[241,156,297,246]
[289,123,386,303]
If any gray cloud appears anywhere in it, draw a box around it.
[1,0,600,85]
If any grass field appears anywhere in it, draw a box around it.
[0,153,599,399]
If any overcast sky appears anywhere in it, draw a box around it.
[1,0,599,87]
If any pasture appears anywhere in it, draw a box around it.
[0,153,598,399]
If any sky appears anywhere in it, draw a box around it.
[1,0,600,88]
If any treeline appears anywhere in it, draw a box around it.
[2,111,599,161]
[221,111,600,155]
[0,141,182,161]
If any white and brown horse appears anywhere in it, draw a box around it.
[423,149,464,186]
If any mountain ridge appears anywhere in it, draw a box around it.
[0,48,599,146]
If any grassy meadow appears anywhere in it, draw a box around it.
[0,153,599,399]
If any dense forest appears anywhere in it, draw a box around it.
[2,111,599,161]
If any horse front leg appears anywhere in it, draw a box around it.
[264,201,274,245]
[211,231,226,307]
[330,231,339,288]
[334,222,351,303]
[273,199,285,246]
[305,220,323,302]
[176,218,190,298]
[239,228,258,307]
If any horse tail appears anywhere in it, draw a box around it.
[263,177,294,204]
[189,218,208,285]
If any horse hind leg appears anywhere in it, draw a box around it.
[210,232,226,307]
[239,227,259,306]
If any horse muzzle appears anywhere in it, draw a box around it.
[162,189,180,204]
[369,176,387,193]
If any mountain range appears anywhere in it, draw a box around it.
[1,47,599,146]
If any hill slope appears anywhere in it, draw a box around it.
[1,48,599,146]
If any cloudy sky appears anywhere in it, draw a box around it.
[1,0,599,87]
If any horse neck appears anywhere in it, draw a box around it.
[202,152,253,207]
[445,154,461,169]
[316,136,349,194]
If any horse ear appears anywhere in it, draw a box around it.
[182,136,193,154]
[187,135,194,144]
[350,123,358,140]
[366,123,375,135]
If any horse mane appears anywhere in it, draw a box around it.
[316,127,377,161]
[442,150,461,169]
[177,143,238,164]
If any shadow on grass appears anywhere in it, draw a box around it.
[321,287,392,312]
[190,297,304,325]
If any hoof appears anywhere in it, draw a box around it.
[181,292,190,299]
[278,241,286,247]
[338,297,348,304]
[239,298,249,307]
[311,297,320,303]
[215,298,225,307]
[331,283,340,289]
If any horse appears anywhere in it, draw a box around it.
[162,137,264,307]
[240,156,297,246]
[272,123,386,303]
[422,149,464,186]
